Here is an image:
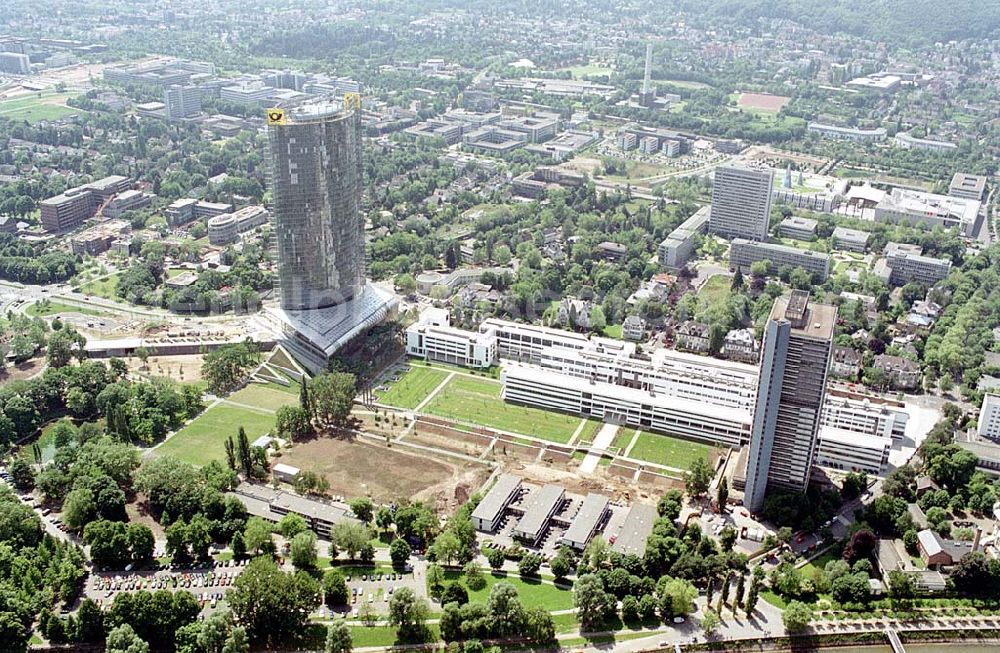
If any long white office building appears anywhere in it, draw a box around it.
[502,364,754,448]
[406,309,497,368]
[815,427,892,475]
[405,314,906,473]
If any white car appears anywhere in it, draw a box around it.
[673,616,685,624]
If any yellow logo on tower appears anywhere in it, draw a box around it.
[265,108,286,125]
[344,92,362,110]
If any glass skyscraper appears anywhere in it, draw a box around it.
[267,102,365,311]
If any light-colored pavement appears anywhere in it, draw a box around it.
[579,423,619,473]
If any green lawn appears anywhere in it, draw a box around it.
[610,428,635,453]
[376,366,449,409]
[227,384,298,411]
[602,324,623,339]
[0,92,81,123]
[801,550,840,577]
[78,273,121,299]
[654,78,712,90]
[423,376,581,443]
[698,274,731,308]
[628,431,713,471]
[156,403,276,466]
[26,300,106,318]
[443,570,574,610]
[601,159,670,183]
[577,419,603,444]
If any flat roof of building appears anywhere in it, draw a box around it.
[818,425,892,450]
[514,484,565,539]
[610,502,658,555]
[770,292,837,341]
[562,493,610,546]
[833,226,871,242]
[471,474,522,527]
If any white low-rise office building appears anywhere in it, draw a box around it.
[405,309,497,368]
[816,427,891,475]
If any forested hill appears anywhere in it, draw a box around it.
[664,0,1000,46]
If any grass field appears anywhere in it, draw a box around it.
[376,366,449,409]
[577,419,603,445]
[423,376,581,443]
[78,273,121,300]
[157,403,276,466]
[628,431,713,471]
[443,570,574,610]
[0,93,81,123]
[26,300,106,318]
[228,384,299,411]
[603,324,623,339]
[601,159,670,183]
[610,428,635,453]
[698,273,731,309]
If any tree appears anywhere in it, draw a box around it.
[518,553,542,577]
[244,517,274,555]
[657,489,683,521]
[290,530,318,569]
[426,564,446,599]
[323,570,349,606]
[843,529,877,564]
[278,513,308,539]
[202,342,260,395]
[331,522,370,559]
[46,328,85,368]
[62,488,97,531]
[523,606,555,643]
[574,574,615,630]
[701,611,720,637]
[658,577,698,619]
[462,556,486,592]
[388,587,430,642]
[8,458,34,490]
[349,497,374,523]
[841,472,868,500]
[549,548,574,580]
[299,378,313,420]
[76,598,104,642]
[716,477,729,511]
[684,457,714,497]
[274,406,312,441]
[375,506,394,534]
[222,627,248,653]
[106,624,150,653]
[227,558,320,646]
[487,582,525,636]
[484,546,505,570]
[783,601,813,633]
[441,583,469,606]
[589,306,607,333]
[311,372,357,426]
[325,620,352,653]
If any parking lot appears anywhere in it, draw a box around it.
[86,560,248,613]
[338,566,423,616]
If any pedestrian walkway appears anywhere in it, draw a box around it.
[579,423,618,473]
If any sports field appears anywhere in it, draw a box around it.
[737,92,790,113]
[156,402,276,466]
[0,93,81,123]
[376,366,449,409]
[423,375,581,443]
[628,431,713,471]
[558,63,615,78]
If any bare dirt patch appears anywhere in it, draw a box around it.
[738,92,790,112]
[125,354,206,384]
[0,357,45,385]
[278,435,491,514]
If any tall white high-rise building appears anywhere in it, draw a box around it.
[744,291,836,512]
[709,165,774,241]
